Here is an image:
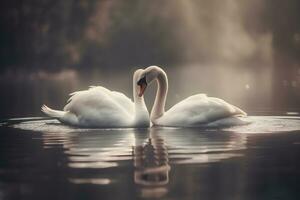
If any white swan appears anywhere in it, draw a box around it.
[41,69,150,128]
[137,66,248,127]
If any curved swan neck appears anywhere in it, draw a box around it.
[151,69,168,121]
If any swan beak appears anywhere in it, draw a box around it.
[138,83,147,97]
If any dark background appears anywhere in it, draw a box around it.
[0,0,300,118]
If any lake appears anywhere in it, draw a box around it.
[1,116,300,200]
[1,0,300,199]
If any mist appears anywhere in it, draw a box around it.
[0,0,299,117]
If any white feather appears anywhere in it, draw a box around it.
[41,69,149,128]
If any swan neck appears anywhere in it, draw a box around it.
[151,71,168,121]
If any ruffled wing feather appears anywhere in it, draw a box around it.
[63,86,134,127]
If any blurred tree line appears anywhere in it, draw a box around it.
[0,0,299,72]
[0,0,180,72]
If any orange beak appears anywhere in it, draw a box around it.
[138,83,147,97]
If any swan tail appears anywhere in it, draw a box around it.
[233,106,247,116]
[41,105,66,119]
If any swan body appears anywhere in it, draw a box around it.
[153,94,246,127]
[42,69,150,128]
[138,66,247,127]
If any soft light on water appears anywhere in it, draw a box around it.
[0,116,300,199]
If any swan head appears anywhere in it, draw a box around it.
[134,69,148,97]
[137,66,166,96]
[137,76,147,97]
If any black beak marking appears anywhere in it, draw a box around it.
[137,76,147,86]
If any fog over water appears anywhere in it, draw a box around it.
[0,0,299,117]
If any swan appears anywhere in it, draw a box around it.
[41,69,150,128]
[137,66,248,127]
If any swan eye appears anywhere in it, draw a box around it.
[137,76,147,86]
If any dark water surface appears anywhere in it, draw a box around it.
[1,116,300,200]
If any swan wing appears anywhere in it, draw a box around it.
[157,94,246,126]
[110,90,134,115]
[63,86,134,127]
[88,86,134,114]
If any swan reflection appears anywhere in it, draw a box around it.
[21,119,248,189]
[160,128,247,164]
[7,117,300,199]
[133,128,170,198]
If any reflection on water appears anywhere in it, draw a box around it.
[32,125,248,199]
[133,128,170,198]
[1,116,300,199]
[162,128,246,164]
[21,121,250,168]
[68,178,111,185]
[62,131,135,169]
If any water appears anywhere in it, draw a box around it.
[1,116,300,200]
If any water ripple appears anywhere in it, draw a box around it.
[5,116,300,169]
[1,116,300,199]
